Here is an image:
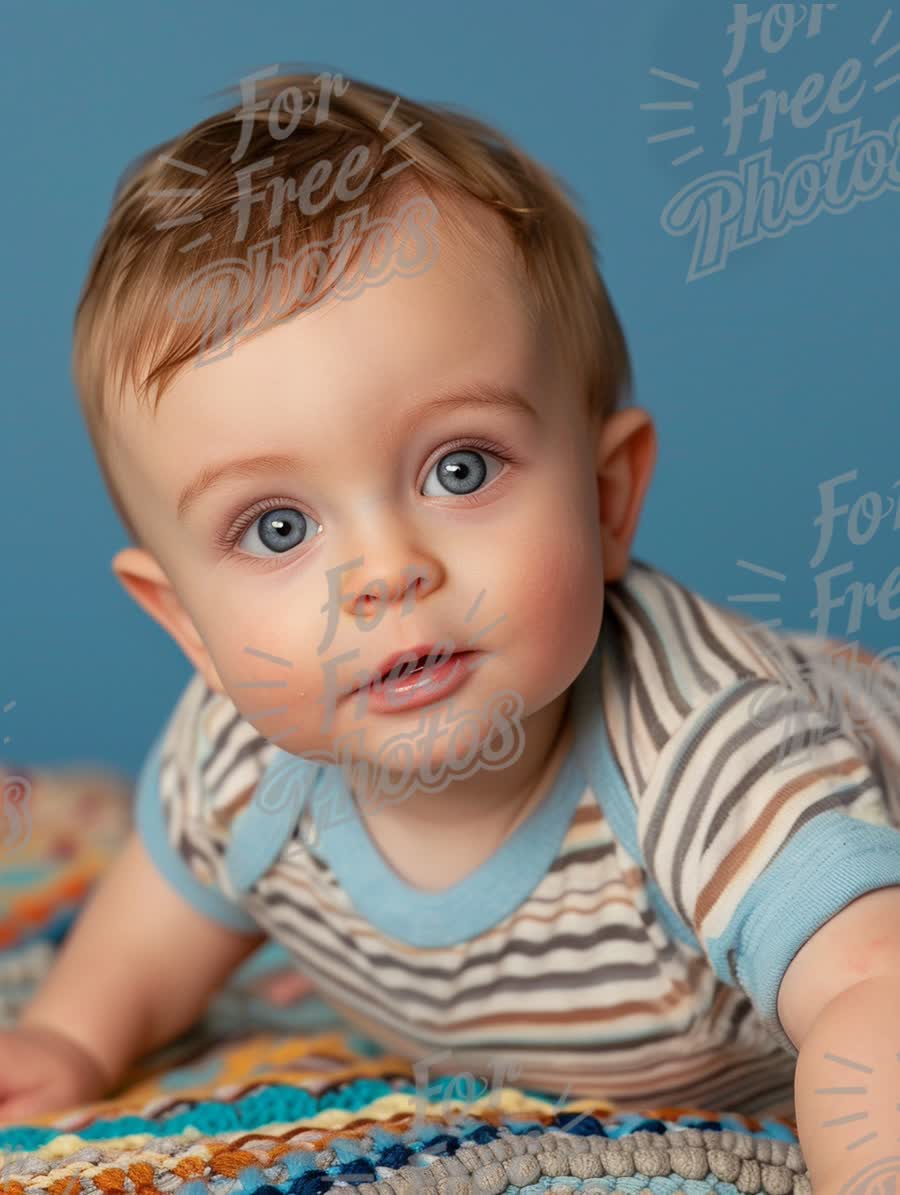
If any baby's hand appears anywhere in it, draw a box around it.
[0,1024,110,1125]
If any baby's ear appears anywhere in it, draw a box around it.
[594,407,658,582]
[111,547,226,695]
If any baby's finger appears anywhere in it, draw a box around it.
[0,1091,53,1126]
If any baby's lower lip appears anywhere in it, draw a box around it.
[347,651,476,698]
[357,650,479,712]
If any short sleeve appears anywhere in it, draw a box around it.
[134,730,261,935]
[636,677,900,1057]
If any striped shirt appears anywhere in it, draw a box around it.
[135,556,900,1120]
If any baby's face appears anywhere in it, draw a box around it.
[110,206,608,770]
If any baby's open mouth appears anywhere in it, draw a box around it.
[347,647,476,697]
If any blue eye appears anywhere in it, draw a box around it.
[237,507,323,556]
[421,448,502,497]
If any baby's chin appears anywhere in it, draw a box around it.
[260,692,526,784]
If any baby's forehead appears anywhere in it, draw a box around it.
[105,392,157,489]
[107,202,551,482]
[146,215,531,392]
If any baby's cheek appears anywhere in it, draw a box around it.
[206,614,314,732]
[513,521,605,691]
[224,671,329,756]
[212,609,352,752]
[210,595,307,679]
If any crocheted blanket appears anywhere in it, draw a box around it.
[0,766,809,1193]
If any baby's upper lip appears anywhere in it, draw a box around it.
[347,642,473,696]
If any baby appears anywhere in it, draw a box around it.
[4,69,900,1190]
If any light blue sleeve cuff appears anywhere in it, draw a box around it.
[706,812,900,1051]
[134,733,261,935]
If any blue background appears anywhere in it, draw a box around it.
[2,0,898,778]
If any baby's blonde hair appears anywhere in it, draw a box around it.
[71,67,633,545]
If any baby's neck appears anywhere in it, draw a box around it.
[347,689,574,892]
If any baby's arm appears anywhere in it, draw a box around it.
[16,828,266,1092]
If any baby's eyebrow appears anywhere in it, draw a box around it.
[175,381,538,521]
[177,452,300,521]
